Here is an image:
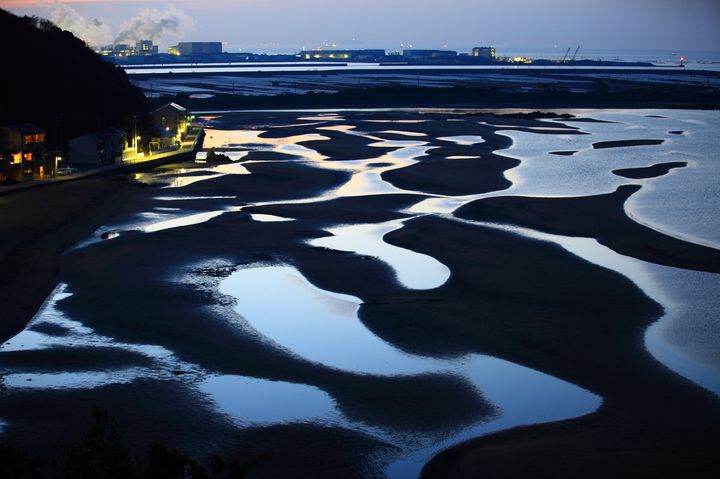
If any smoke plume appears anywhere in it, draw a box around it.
[48,2,112,47]
[114,7,195,45]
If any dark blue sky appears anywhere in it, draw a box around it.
[4,0,719,53]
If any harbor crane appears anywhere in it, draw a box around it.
[561,47,571,63]
[570,45,581,62]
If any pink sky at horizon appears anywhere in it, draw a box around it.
[2,0,718,53]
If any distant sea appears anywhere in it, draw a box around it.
[496,48,720,69]
[228,47,720,71]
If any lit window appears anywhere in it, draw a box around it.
[11,152,22,164]
[24,153,33,162]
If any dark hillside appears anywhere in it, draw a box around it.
[0,9,150,146]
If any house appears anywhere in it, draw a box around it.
[0,123,46,182]
[151,103,189,136]
[68,127,127,166]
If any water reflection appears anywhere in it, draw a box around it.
[438,136,485,145]
[217,263,601,476]
[200,376,338,426]
[309,220,450,290]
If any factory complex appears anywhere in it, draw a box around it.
[96,40,519,65]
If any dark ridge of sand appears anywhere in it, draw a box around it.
[0,194,493,475]
[360,214,663,358]
[298,129,397,161]
[240,150,303,162]
[381,154,516,196]
[2,110,717,478]
[495,126,587,135]
[561,117,618,124]
[0,176,146,344]
[379,126,518,196]
[0,346,153,372]
[463,111,577,120]
[592,139,665,149]
[549,150,578,156]
[169,160,351,201]
[612,161,687,179]
[645,114,669,118]
[224,142,269,149]
[0,160,347,347]
[28,321,70,336]
[245,194,427,223]
[0,379,398,478]
[37,200,492,440]
[359,117,518,138]
[257,124,333,139]
[455,185,720,273]
[669,130,684,135]
[355,215,720,479]
[369,131,428,141]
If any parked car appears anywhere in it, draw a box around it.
[57,166,79,176]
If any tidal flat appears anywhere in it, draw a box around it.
[1,109,718,478]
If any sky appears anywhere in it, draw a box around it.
[2,0,719,54]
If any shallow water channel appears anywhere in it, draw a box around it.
[1,108,717,477]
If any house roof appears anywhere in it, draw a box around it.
[152,102,187,114]
[1,123,46,134]
[70,127,126,142]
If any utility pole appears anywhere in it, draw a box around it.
[53,113,59,177]
[132,114,138,149]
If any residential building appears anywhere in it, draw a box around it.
[0,124,46,182]
[68,128,127,166]
[151,103,189,135]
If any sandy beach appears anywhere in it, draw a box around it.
[1,109,718,478]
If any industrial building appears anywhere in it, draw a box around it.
[96,40,158,58]
[472,47,497,60]
[0,124,47,183]
[403,49,458,59]
[135,40,159,56]
[298,49,386,62]
[168,42,223,56]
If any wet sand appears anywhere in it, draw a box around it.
[612,161,687,179]
[456,185,720,273]
[593,139,665,149]
[1,109,719,478]
[0,176,142,342]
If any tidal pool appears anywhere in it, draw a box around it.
[308,220,450,290]
[216,262,601,477]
